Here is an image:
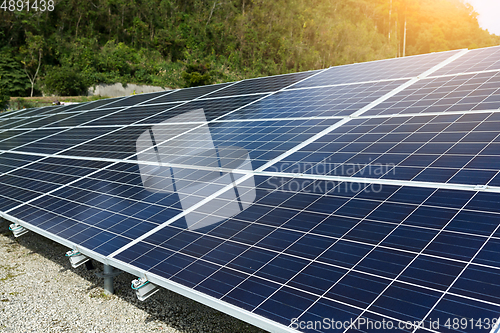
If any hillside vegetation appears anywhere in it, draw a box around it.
[1,0,499,106]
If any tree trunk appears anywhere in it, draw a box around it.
[403,16,407,57]
[388,0,392,40]
[206,1,217,27]
[76,13,82,39]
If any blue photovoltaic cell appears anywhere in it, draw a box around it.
[113,175,500,330]
[0,128,65,150]
[203,71,321,98]
[65,97,126,112]
[61,118,338,168]
[288,49,460,89]
[79,103,182,127]
[85,95,263,127]
[141,83,231,105]
[94,91,170,108]
[267,112,500,185]
[219,80,405,120]
[432,45,500,76]
[41,108,123,128]
[0,109,26,119]
[0,117,40,130]
[0,156,110,213]
[0,152,45,174]
[365,71,500,116]
[12,127,112,155]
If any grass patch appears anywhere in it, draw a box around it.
[5,95,110,111]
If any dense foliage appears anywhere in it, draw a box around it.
[0,0,498,97]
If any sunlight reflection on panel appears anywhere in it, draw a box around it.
[136,109,256,230]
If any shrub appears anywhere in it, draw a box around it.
[181,62,213,87]
[42,67,87,96]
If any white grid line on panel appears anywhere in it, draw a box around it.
[414,222,500,332]
[106,186,498,332]
[284,77,412,92]
[343,191,479,333]
[356,108,500,119]
[2,80,250,227]
[107,67,334,257]
[255,171,500,193]
[4,143,500,196]
[403,114,500,183]
[426,67,500,80]
[1,90,185,213]
[0,94,134,145]
[258,50,471,174]
[0,107,29,119]
[121,70,331,162]
[7,107,500,132]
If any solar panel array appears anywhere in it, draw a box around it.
[1,46,500,333]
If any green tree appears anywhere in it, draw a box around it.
[0,48,30,97]
[20,33,44,97]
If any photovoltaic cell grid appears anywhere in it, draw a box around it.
[141,83,231,105]
[203,70,321,98]
[113,175,500,332]
[18,113,83,129]
[267,112,500,186]
[288,49,461,89]
[219,80,405,120]
[1,47,500,333]
[21,118,337,167]
[364,71,500,116]
[6,161,229,256]
[432,45,500,77]
[64,96,128,112]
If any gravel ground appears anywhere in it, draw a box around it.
[0,219,266,333]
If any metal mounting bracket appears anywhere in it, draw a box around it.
[9,223,28,237]
[131,277,160,301]
[65,249,90,268]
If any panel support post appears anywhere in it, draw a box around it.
[103,264,114,295]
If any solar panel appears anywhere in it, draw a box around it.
[219,80,406,120]
[365,71,500,116]
[432,45,500,76]
[268,112,500,184]
[2,47,500,333]
[204,70,321,98]
[288,49,462,89]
